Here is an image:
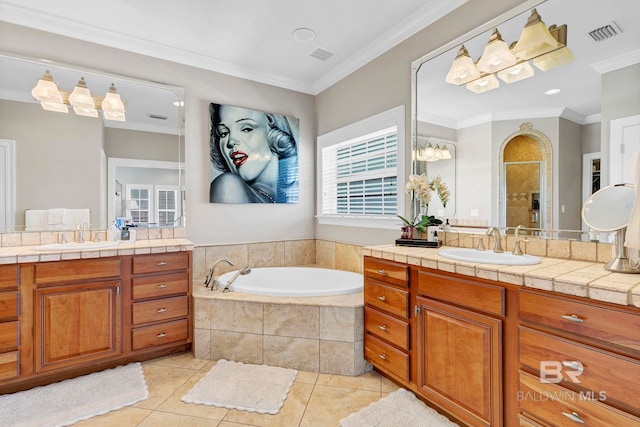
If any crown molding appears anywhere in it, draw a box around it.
[591,48,640,74]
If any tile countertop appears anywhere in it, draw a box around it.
[0,238,194,264]
[364,244,640,309]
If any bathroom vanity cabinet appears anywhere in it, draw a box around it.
[364,254,640,427]
[518,289,640,426]
[0,251,192,394]
[0,265,20,381]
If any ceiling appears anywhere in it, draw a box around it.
[0,0,467,95]
[417,0,640,127]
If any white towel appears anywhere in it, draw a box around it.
[47,208,65,225]
[624,149,640,267]
[25,209,48,231]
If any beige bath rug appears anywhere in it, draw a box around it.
[0,362,148,427]
[181,359,297,415]
[339,387,459,427]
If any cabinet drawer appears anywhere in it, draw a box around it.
[0,321,18,349]
[0,351,19,380]
[520,290,640,353]
[365,333,409,382]
[518,415,544,427]
[132,272,189,300]
[364,257,408,288]
[0,265,19,290]
[418,270,504,316]
[34,258,122,284]
[0,291,19,319]
[519,326,640,410]
[132,318,189,351]
[133,295,189,326]
[365,306,409,350]
[519,371,640,427]
[132,252,189,275]
[364,280,409,318]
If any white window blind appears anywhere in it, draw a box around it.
[321,126,398,217]
[156,187,178,226]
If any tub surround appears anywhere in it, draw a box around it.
[192,284,367,377]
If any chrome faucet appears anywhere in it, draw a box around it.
[208,258,235,291]
[486,227,504,253]
[76,223,89,243]
[223,266,252,292]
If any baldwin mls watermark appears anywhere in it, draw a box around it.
[517,361,607,402]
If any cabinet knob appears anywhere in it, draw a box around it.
[157,284,167,289]
[157,261,168,266]
[377,269,387,275]
[157,308,167,313]
[378,324,387,331]
[561,314,584,323]
[378,353,387,360]
[377,296,386,301]
[561,411,585,424]
[157,332,167,338]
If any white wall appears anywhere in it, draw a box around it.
[0,21,316,245]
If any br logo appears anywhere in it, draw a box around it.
[540,361,584,384]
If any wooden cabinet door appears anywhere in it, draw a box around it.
[34,280,121,372]
[417,296,502,427]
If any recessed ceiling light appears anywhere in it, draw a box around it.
[545,88,561,95]
[292,28,315,42]
[173,101,184,107]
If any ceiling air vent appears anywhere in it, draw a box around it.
[587,21,622,42]
[310,48,334,61]
[148,113,168,120]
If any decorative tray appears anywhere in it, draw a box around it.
[395,239,443,248]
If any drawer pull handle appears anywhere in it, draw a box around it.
[157,261,168,266]
[157,332,167,338]
[157,284,167,289]
[377,269,387,275]
[378,353,387,360]
[157,308,167,313]
[561,314,583,323]
[378,324,387,331]
[562,412,585,424]
[377,296,386,301]
[562,361,582,370]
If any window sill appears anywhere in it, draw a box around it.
[316,215,403,230]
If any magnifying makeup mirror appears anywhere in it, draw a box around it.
[582,183,639,273]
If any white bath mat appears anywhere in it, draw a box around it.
[339,387,459,427]
[0,362,148,427]
[181,359,297,415]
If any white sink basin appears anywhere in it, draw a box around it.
[36,241,119,251]
[439,248,541,265]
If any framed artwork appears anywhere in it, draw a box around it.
[209,103,299,204]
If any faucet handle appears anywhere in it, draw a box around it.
[476,237,486,251]
[513,239,529,256]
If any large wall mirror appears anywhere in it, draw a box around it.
[0,52,185,232]
[412,0,640,238]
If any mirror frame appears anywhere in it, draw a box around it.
[0,50,186,232]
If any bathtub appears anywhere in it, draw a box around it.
[218,266,363,296]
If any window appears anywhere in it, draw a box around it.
[317,106,405,228]
[125,184,180,226]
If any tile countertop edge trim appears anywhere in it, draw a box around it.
[0,239,194,264]
[364,245,640,308]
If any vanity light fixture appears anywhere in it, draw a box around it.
[31,71,126,121]
[476,29,517,74]
[511,9,560,60]
[69,77,98,118]
[445,45,480,85]
[417,141,452,162]
[445,8,572,94]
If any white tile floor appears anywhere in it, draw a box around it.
[73,352,400,427]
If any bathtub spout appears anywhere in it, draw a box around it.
[209,258,235,291]
[223,266,252,293]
